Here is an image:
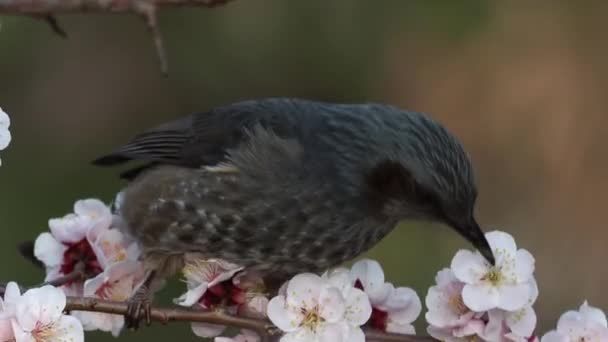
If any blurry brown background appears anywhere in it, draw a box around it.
[1,1,606,340]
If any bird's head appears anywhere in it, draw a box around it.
[353,106,495,265]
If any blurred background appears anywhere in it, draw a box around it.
[1,0,607,339]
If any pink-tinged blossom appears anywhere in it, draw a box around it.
[541,301,608,342]
[33,199,139,298]
[425,268,486,340]
[267,273,370,342]
[231,272,269,319]
[73,260,145,336]
[0,107,11,166]
[11,285,83,342]
[175,257,244,338]
[350,259,421,334]
[451,230,535,312]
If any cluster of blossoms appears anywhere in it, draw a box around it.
[0,107,11,165]
[0,282,84,342]
[425,230,538,341]
[33,198,144,336]
[265,259,421,342]
[0,192,605,342]
[174,257,421,341]
[541,301,608,341]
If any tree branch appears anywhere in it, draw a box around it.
[0,0,235,74]
[64,296,435,342]
[2,257,438,341]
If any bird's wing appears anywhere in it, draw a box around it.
[92,99,313,179]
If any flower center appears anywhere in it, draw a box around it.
[32,322,56,342]
[448,294,468,315]
[370,307,389,330]
[483,267,503,286]
[301,306,324,330]
[60,238,102,279]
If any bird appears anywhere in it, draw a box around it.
[93,97,495,327]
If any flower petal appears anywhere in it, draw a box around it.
[540,331,568,342]
[280,329,315,342]
[507,306,537,338]
[486,231,518,259]
[318,322,346,342]
[33,233,66,268]
[451,250,488,284]
[0,318,14,342]
[462,283,499,312]
[435,268,458,287]
[49,214,91,243]
[3,282,22,309]
[579,301,608,328]
[514,249,535,282]
[343,287,371,326]
[350,259,385,294]
[344,326,366,342]
[267,296,302,333]
[52,315,84,342]
[385,287,422,325]
[191,322,226,337]
[285,273,323,310]
[318,287,345,323]
[35,286,66,325]
[386,321,415,335]
[496,283,530,311]
[174,283,209,307]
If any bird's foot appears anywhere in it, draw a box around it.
[125,284,152,330]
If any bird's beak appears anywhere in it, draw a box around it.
[455,220,495,265]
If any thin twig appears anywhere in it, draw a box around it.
[41,261,86,287]
[0,0,236,74]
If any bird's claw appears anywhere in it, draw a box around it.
[125,285,152,329]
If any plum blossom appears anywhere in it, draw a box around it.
[541,301,608,342]
[425,268,486,340]
[33,198,139,297]
[267,273,371,342]
[10,285,83,342]
[73,260,145,336]
[451,230,535,312]
[231,272,269,319]
[0,106,11,166]
[175,256,246,338]
[350,259,421,334]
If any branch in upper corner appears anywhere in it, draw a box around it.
[0,0,236,75]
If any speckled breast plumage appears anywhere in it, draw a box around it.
[119,165,396,277]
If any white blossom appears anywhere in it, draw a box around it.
[11,285,83,342]
[175,256,244,338]
[72,260,145,336]
[267,273,370,342]
[425,268,486,340]
[451,230,535,312]
[541,301,608,342]
[350,259,421,334]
